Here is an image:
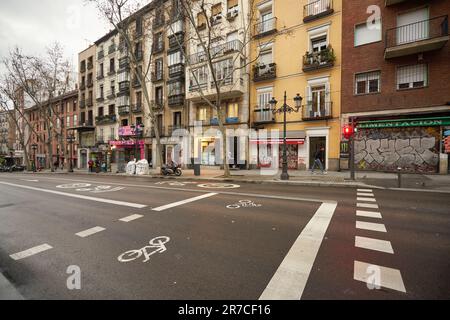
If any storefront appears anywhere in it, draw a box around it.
[354,116,450,174]
[110,140,145,172]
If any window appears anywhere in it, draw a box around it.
[168,20,183,36]
[108,105,115,115]
[197,12,206,27]
[168,51,183,66]
[154,32,164,51]
[67,116,70,127]
[121,119,128,126]
[396,8,429,45]
[173,112,182,126]
[98,107,104,117]
[258,42,273,66]
[155,87,164,105]
[355,71,381,95]
[227,0,238,13]
[397,64,427,90]
[190,65,208,88]
[168,81,184,96]
[311,36,327,53]
[227,103,239,118]
[197,107,209,121]
[213,58,233,84]
[74,115,78,125]
[212,3,222,22]
[136,117,143,126]
[136,92,142,105]
[155,58,163,79]
[110,58,115,73]
[354,20,382,46]
[257,87,273,110]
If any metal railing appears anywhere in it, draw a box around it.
[302,101,333,120]
[386,15,449,49]
[254,107,275,123]
[108,44,116,54]
[152,70,164,82]
[132,104,143,113]
[168,32,184,49]
[168,63,185,78]
[303,47,335,71]
[168,94,185,107]
[304,0,333,20]
[96,114,117,125]
[189,40,243,65]
[97,51,104,60]
[118,106,130,115]
[119,81,130,92]
[253,63,277,82]
[106,91,116,99]
[254,17,277,37]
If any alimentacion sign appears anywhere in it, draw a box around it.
[357,117,450,129]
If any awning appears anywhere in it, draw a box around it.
[250,138,305,145]
[250,130,306,145]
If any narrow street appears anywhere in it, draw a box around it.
[0,173,448,300]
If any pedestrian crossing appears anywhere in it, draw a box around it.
[353,188,406,293]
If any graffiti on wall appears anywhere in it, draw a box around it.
[354,127,440,173]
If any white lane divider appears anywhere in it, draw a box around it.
[356,221,387,233]
[152,193,218,212]
[0,181,147,209]
[355,236,394,254]
[357,203,379,209]
[76,226,106,238]
[10,244,53,261]
[354,261,406,293]
[357,210,382,219]
[119,214,144,223]
[259,202,338,300]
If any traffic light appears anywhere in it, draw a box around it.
[343,124,354,140]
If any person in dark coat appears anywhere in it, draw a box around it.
[311,146,327,174]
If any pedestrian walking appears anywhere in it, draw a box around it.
[95,159,100,173]
[311,146,327,174]
[88,159,94,173]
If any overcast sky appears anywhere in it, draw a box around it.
[0,0,111,75]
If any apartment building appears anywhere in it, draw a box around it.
[0,111,15,157]
[75,45,96,169]
[185,0,251,168]
[250,0,342,171]
[341,0,450,174]
[25,90,79,169]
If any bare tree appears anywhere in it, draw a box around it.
[2,44,73,171]
[172,0,265,177]
[88,0,165,169]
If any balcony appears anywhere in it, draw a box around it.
[80,64,86,73]
[152,99,165,111]
[168,32,184,49]
[302,101,333,121]
[118,106,130,116]
[153,42,165,54]
[132,104,143,113]
[96,73,104,80]
[119,58,130,70]
[108,69,116,76]
[80,83,86,91]
[132,77,142,88]
[80,100,86,109]
[97,51,104,60]
[302,47,336,72]
[253,107,275,124]
[96,136,105,144]
[385,0,412,6]
[108,44,116,54]
[87,80,93,88]
[152,71,164,82]
[253,63,277,82]
[135,50,143,62]
[87,99,94,107]
[96,114,117,125]
[385,15,449,59]
[87,62,93,70]
[134,27,143,39]
[254,17,277,39]
[96,95,105,102]
[106,91,116,100]
[303,0,334,23]
[153,16,165,29]
[189,40,243,65]
[168,63,184,78]
[168,94,185,107]
[118,81,130,93]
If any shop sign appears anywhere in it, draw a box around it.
[358,117,450,129]
[444,130,450,154]
[119,125,143,137]
[110,140,145,147]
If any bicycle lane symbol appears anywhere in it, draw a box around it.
[226,200,262,210]
[118,236,170,263]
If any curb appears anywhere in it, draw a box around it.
[0,272,23,300]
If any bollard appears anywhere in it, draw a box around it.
[397,167,402,188]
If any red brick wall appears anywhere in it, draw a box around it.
[342,0,450,114]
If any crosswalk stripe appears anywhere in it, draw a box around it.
[357,193,374,197]
[354,261,406,293]
[76,226,106,238]
[357,189,373,193]
[357,197,377,202]
[356,221,387,233]
[357,203,379,209]
[355,236,394,254]
[357,210,382,219]
[10,244,53,260]
[119,214,144,222]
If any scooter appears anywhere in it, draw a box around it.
[161,162,182,176]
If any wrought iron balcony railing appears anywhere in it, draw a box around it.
[302,47,336,72]
[254,17,277,38]
[253,63,277,82]
[303,0,334,23]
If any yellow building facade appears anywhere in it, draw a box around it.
[250,0,342,171]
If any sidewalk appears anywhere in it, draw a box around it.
[0,271,23,300]
[22,167,450,192]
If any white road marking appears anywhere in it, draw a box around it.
[75,226,106,238]
[119,214,144,222]
[356,210,382,219]
[355,236,394,254]
[152,193,218,212]
[0,181,147,208]
[357,203,379,209]
[357,193,374,197]
[259,202,338,300]
[357,197,377,202]
[356,221,387,233]
[354,261,406,293]
[10,244,53,260]
[357,189,373,192]
[21,179,39,182]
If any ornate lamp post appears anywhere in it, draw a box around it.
[269,92,303,181]
[31,143,38,172]
[66,133,75,173]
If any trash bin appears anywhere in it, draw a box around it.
[194,164,201,176]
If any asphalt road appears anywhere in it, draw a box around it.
[0,173,449,300]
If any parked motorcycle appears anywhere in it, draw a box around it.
[161,162,182,176]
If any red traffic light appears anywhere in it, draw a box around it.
[343,125,354,139]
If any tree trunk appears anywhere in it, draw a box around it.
[216,104,230,178]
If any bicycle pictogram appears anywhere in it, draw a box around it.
[117,236,170,263]
[226,200,262,210]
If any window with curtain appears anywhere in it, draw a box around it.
[354,20,382,46]
[397,64,427,89]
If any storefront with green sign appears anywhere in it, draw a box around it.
[353,116,450,174]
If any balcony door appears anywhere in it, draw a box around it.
[260,11,273,33]
[306,81,330,118]
[397,8,429,45]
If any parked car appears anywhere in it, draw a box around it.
[11,165,25,172]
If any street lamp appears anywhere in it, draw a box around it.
[269,92,303,181]
[66,133,76,173]
[31,143,38,172]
